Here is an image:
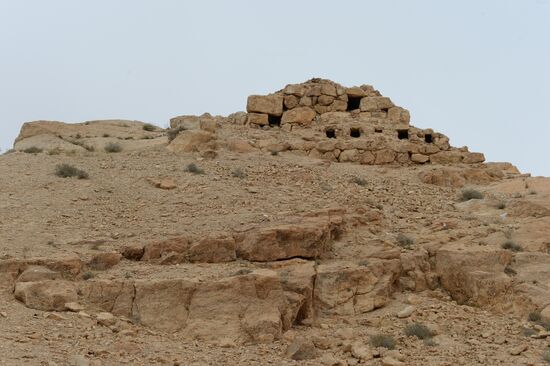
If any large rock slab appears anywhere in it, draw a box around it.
[314,260,400,316]
[14,280,78,311]
[236,218,339,262]
[246,95,284,116]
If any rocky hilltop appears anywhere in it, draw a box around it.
[1,79,549,365]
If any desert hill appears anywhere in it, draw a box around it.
[1,79,549,365]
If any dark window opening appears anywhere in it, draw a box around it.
[424,134,433,143]
[326,128,336,138]
[381,108,389,113]
[350,128,361,138]
[346,96,361,111]
[375,128,383,133]
[268,114,281,127]
[397,129,409,140]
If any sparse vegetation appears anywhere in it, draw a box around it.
[528,311,542,322]
[68,139,95,151]
[358,260,369,267]
[232,268,252,276]
[350,176,367,186]
[423,338,437,347]
[185,163,204,175]
[460,188,484,201]
[522,327,537,337]
[404,323,434,340]
[104,142,122,153]
[82,271,94,280]
[167,125,186,141]
[370,334,396,350]
[23,146,43,154]
[55,164,89,179]
[501,240,522,252]
[47,148,62,155]
[142,123,157,131]
[231,168,246,179]
[396,233,414,248]
[544,350,550,363]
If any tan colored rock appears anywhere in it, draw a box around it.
[167,130,215,153]
[462,152,485,164]
[237,218,338,262]
[284,84,307,97]
[318,95,335,106]
[284,95,299,109]
[88,252,121,271]
[346,87,366,98]
[133,279,195,332]
[188,235,236,263]
[411,153,429,164]
[316,140,336,153]
[430,150,463,164]
[360,97,394,112]
[15,280,78,311]
[185,270,286,344]
[120,245,144,261]
[315,260,400,316]
[281,107,316,125]
[320,84,337,97]
[397,305,415,318]
[17,266,61,283]
[148,177,177,190]
[246,95,284,116]
[247,113,269,126]
[339,149,360,163]
[351,343,373,360]
[286,337,318,360]
[387,107,410,124]
[375,149,396,164]
[199,119,217,133]
[226,138,256,153]
[541,305,550,323]
[141,237,189,262]
[78,280,134,316]
[96,312,117,327]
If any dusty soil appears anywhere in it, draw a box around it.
[1,120,550,366]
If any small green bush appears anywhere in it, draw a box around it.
[142,123,157,131]
[370,334,396,349]
[23,146,43,154]
[167,125,186,142]
[55,164,89,179]
[404,323,434,340]
[501,240,522,252]
[460,188,484,201]
[231,168,246,179]
[350,176,367,186]
[528,311,542,322]
[396,233,414,248]
[104,142,122,153]
[185,163,204,175]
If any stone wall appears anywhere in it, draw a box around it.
[244,78,485,166]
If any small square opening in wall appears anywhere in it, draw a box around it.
[397,129,409,140]
[425,134,433,143]
[268,115,281,127]
[375,128,383,133]
[350,128,361,138]
[346,96,361,111]
[326,128,336,138]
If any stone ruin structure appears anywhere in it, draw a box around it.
[242,78,485,165]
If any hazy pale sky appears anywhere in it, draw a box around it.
[1,1,549,175]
